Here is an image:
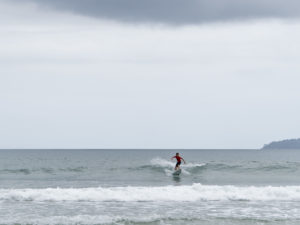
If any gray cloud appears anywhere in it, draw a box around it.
[16,0,300,24]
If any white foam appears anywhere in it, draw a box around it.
[2,184,300,202]
[150,157,206,169]
[151,157,191,175]
[184,163,206,168]
[164,168,173,176]
[150,158,174,168]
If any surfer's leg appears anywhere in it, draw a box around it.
[177,162,181,170]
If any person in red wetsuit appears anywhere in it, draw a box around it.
[171,153,186,170]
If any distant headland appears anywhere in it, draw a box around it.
[262,138,300,150]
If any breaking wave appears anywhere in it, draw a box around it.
[145,158,206,175]
[145,158,300,175]
[150,157,205,169]
[2,184,300,202]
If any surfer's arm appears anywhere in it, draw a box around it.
[181,157,186,164]
[171,156,175,160]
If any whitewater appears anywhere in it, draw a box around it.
[3,184,300,202]
[1,149,300,225]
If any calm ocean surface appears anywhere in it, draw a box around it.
[1,149,300,225]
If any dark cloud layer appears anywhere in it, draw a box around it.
[19,0,300,24]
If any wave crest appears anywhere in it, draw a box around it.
[2,184,300,202]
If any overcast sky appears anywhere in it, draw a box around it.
[1,0,300,149]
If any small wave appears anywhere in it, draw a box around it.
[195,161,300,173]
[2,184,300,202]
[59,167,87,172]
[0,169,31,175]
[0,167,87,175]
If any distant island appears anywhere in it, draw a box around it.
[262,138,300,149]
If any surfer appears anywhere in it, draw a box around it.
[171,153,186,170]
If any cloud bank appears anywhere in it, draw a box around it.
[17,0,300,24]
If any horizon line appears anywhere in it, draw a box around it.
[0,148,260,150]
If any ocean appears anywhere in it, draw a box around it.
[1,149,300,225]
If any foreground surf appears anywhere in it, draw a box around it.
[2,184,300,202]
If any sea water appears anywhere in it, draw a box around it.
[1,149,300,225]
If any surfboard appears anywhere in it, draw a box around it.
[172,169,181,176]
